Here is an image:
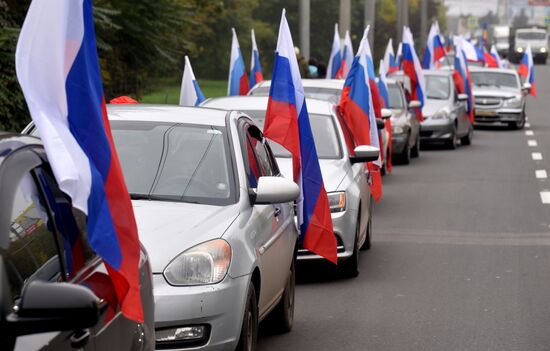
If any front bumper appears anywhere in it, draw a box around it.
[153,273,250,350]
[391,133,408,154]
[474,108,522,124]
[419,119,454,142]
[297,208,359,261]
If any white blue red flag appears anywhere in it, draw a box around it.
[228,28,249,96]
[326,23,343,79]
[453,39,475,123]
[395,42,403,70]
[249,29,264,88]
[377,59,393,174]
[16,0,143,322]
[341,30,354,78]
[339,28,383,202]
[402,27,425,121]
[264,10,337,264]
[384,38,399,74]
[179,56,205,106]
[518,45,536,96]
[455,36,483,62]
[422,21,445,69]
[487,45,503,68]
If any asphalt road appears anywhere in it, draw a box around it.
[257,65,550,351]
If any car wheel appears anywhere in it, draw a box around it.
[380,159,387,176]
[461,126,473,145]
[397,134,411,164]
[341,214,360,278]
[510,111,526,130]
[360,214,372,251]
[411,134,420,158]
[445,126,458,150]
[236,284,258,351]
[270,257,295,333]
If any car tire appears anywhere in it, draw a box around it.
[461,126,473,145]
[380,159,387,176]
[270,257,295,333]
[509,111,526,130]
[236,283,258,351]
[411,134,420,158]
[397,134,411,164]
[360,214,372,251]
[445,126,458,150]
[341,215,360,278]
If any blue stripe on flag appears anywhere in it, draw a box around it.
[269,54,296,105]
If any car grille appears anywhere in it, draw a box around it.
[298,235,345,256]
[474,96,501,108]
[420,130,433,137]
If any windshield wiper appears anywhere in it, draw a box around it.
[427,96,446,100]
[130,193,152,200]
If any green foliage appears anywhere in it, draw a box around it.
[141,79,226,104]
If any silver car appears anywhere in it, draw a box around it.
[470,67,530,129]
[421,70,474,149]
[201,97,379,278]
[108,105,300,350]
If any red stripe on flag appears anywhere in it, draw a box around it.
[302,187,338,264]
[239,73,250,95]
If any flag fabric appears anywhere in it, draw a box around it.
[453,39,475,123]
[456,36,484,62]
[341,30,354,78]
[179,56,205,106]
[326,23,343,79]
[377,59,392,174]
[395,42,403,70]
[228,28,249,96]
[361,26,383,119]
[402,27,425,122]
[16,0,143,322]
[518,45,536,96]
[264,9,337,264]
[339,28,383,202]
[384,38,399,74]
[487,45,503,68]
[422,21,446,69]
[249,29,264,88]
[110,96,138,104]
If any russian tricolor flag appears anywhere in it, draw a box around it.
[402,27,425,121]
[341,30,354,78]
[339,28,383,202]
[326,23,343,79]
[179,56,205,106]
[486,45,503,68]
[228,28,249,96]
[16,0,143,322]
[384,38,399,74]
[264,10,337,264]
[422,21,445,69]
[249,29,264,88]
[454,39,475,123]
[518,46,536,96]
[378,59,392,174]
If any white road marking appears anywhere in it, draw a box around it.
[526,130,534,136]
[525,122,531,128]
[536,170,547,179]
[528,140,538,147]
[540,192,550,204]
[532,152,543,160]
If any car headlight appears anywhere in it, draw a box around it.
[516,47,524,53]
[541,47,547,53]
[503,96,522,108]
[392,125,404,134]
[431,110,450,120]
[327,192,346,213]
[164,239,231,286]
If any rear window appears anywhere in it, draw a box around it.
[250,86,342,104]
[516,31,546,40]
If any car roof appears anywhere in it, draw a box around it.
[422,69,452,77]
[106,104,231,127]
[201,96,335,116]
[0,132,42,151]
[468,67,518,75]
[253,79,345,90]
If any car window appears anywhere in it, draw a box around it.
[388,84,405,110]
[425,75,451,100]
[244,133,262,188]
[516,31,546,40]
[471,72,519,89]
[249,130,275,177]
[111,121,236,206]
[3,173,63,304]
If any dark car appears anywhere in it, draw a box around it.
[0,133,154,351]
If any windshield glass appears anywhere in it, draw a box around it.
[242,110,342,159]
[425,75,450,100]
[517,31,546,40]
[471,72,519,89]
[388,84,404,109]
[250,86,341,104]
[111,121,235,205]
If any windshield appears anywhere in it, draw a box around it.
[251,86,341,104]
[388,84,404,109]
[242,110,342,159]
[111,121,235,205]
[425,75,450,100]
[471,72,519,89]
[516,31,546,40]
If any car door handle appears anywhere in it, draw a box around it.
[274,207,281,217]
[71,329,91,349]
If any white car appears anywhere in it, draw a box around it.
[201,97,379,277]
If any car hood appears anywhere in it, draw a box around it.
[422,99,450,117]
[276,157,349,192]
[472,87,519,98]
[132,200,240,273]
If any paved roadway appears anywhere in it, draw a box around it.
[258,65,550,351]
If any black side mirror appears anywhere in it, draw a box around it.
[376,119,385,130]
[6,281,102,337]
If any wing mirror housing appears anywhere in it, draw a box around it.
[381,108,393,119]
[376,119,385,130]
[408,100,421,109]
[350,145,380,164]
[522,82,532,92]
[457,93,469,101]
[254,176,300,204]
[5,281,102,337]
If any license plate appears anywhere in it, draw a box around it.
[476,110,497,117]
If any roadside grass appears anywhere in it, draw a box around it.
[141,80,226,104]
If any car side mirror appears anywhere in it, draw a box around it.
[457,93,468,101]
[6,281,102,337]
[350,145,380,164]
[522,82,532,92]
[381,108,392,119]
[254,176,299,204]
[376,119,385,130]
[408,100,421,109]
